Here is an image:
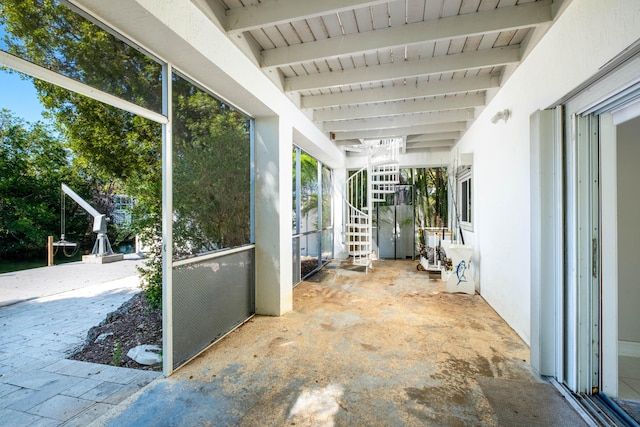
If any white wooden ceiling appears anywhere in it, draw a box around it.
[197,0,555,154]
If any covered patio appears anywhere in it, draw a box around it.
[93,261,585,426]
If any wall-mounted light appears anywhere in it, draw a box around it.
[490,109,511,124]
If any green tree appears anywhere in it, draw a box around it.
[172,78,252,258]
[1,1,253,309]
[299,153,319,216]
[1,0,162,303]
[0,109,90,258]
[413,167,448,243]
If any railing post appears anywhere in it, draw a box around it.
[47,236,54,266]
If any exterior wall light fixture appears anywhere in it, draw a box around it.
[490,109,511,124]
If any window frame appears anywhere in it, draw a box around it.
[458,168,473,231]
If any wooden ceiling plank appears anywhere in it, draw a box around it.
[301,74,498,107]
[370,3,390,29]
[249,29,275,50]
[290,20,316,43]
[323,108,474,132]
[313,93,485,121]
[331,121,468,140]
[354,7,374,32]
[424,0,444,20]
[226,0,390,33]
[306,17,330,41]
[460,0,482,14]
[261,26,288,48]
[406,0,426,24]
[322,14,344,38]
[287,46,518,92]
[389,1,407,26]
[339,11,359,34]
[442,0,463,17]
[407,131,461,142]
[261,1,551,68]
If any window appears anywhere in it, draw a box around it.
[291,146,333,283]
[171,72,253,260]
[459,171,472,228]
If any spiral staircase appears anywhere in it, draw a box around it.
[345,139,400,271]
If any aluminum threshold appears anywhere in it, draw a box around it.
[550,378,640,427]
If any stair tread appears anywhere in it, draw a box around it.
[370,173,399,178]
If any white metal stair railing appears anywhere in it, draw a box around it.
[371,164,399,202]
[370,138,400,204]
[345,165,371,269]
[344,139,400,271]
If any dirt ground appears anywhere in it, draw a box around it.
[116,259,540,426]
[69,292,163,371]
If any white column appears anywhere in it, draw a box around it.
[254,116,293,315]
[530,108,562,378]
[333,167,348,259]
[600,113,618,397]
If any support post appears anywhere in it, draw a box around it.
[333,167,347,259]
[254,116,293,315]
[47,236,54,266]
[530,108,562,377]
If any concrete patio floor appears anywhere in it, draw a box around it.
[93,260,586,426]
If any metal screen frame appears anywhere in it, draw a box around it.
[171,246,255,369]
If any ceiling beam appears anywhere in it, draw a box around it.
[334,139,364,147]
[302,75,499,108]
[331,121,468,140]
[407,132,461,143]
[313,94,484,121]
[405,146,452,153]
[262,1,551,68]
[323,109,474,132]
[406,140,456,149]
[191,0,228,32]
[225,0,389,33]
[286,46,519,92]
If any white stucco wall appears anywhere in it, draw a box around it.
[452,0,640,344]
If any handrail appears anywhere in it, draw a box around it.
[345,165,371,268]
[346,165,368,213]
[172,244,255,267]
[344,139,401,271]
[293,227,334,239]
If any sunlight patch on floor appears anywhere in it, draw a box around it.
[288,384,344,426]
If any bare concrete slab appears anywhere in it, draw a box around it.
[91,260,588,426]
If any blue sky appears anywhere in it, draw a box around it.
[0,68,46,123]
[0,23,47,124]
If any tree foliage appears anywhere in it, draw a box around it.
[1,0,253,308]
[0,109,91,258]
[172,78,252,258]
[1,0,162,299]
[292,151,332,232]
[413,167,448,231]
[0,0,163,183]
